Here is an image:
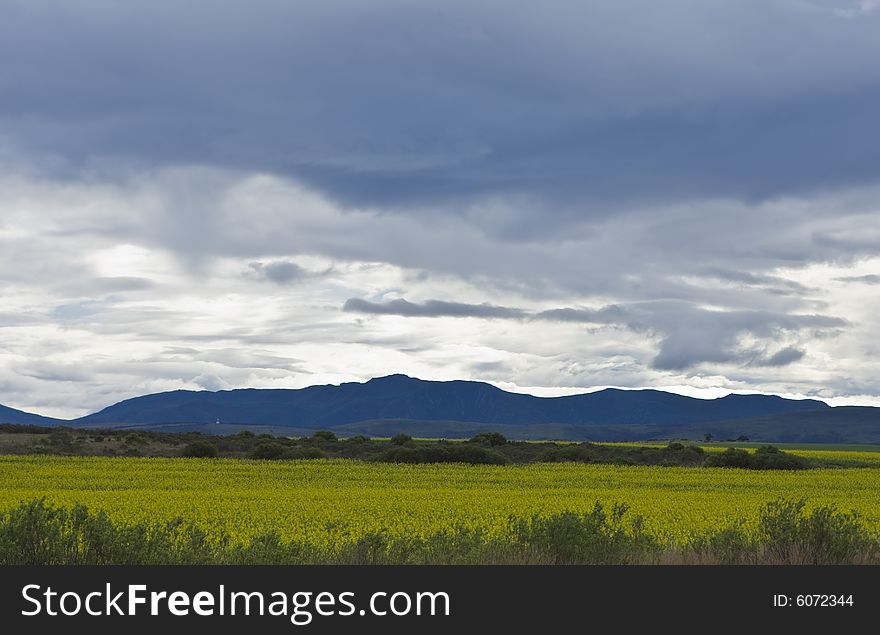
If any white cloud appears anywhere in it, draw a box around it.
[1,166,879,417]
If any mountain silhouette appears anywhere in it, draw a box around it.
[67,374,829,428]
[0,403,63,426]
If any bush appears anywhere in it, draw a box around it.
[124,432,147,445]
[538,446,591,463]
[372,444,508,465]
[706,448,753,468]
[371,446,421,463]
[705,446,807,470]
[697,521,755,564]
[752,445,807,470]
[312,430,337,442]
[510,502,659,564]
[0,499,219,565]
[390,433,414,446]
[758,499,875,564]
[249,442,287,460]
[48,429,76,446]
[180,441,219,458]
[469,432,508,446]
[287,447,327,459]
[660,443,704,466]
[1,498,876,565]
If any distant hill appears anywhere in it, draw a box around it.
[0,403,64,426]
[7,375,877,442]
[298,408,880,444]
[72,374,829,430]
[690,406,880,444]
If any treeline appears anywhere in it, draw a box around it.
[0,424,810,469]
[0,498,874,565]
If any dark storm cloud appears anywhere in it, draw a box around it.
[343,298,527,319]
[3,1,880,217]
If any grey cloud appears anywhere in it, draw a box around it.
[533,301,843,371]
[3,1,880,217]
[15,360,95,383]
[627,303,844,371]
[835,274,880,284]
[343,298,527,319]
[151,347,304,371]
[56,276,156,297]
[754,346,807,367]
[90,276,155,292]
[534,306,632,325]
[697,268,813,294]
[249,261,308,284]
[345,297,846,371]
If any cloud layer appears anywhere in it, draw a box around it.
[2,2,880,416]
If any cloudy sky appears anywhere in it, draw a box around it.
[3,0,880,418]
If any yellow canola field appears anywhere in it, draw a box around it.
[1,455,879,545]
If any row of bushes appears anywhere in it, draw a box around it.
[1,498,875,565]
[2,424,814,469]
[181,434,807,469]
[705,446,808,470]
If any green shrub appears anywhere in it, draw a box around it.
[371,444,508,465]
[124,432,147,445]
[390,433,414,446]
[688,521,755,564]
[706,447,752,468]
[48,429,76,446]
[509,502,659,564]
[312,430,337,442]
[180,441,219,458]
[249,442,287,460]
[0,498,876,565]
[469,432,507,446]
[289,447,326,459]
[758,499,874,564]
[706,446,807,470]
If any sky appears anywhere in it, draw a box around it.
[2,0,880,418]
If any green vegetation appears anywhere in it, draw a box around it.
[180,440,219,458]
[705,446,809,470]
[2,497,876,565]
[0,424,820,469]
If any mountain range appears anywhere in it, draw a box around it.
[1,374,879,443]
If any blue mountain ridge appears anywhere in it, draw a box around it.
[0,403,64,426]
[62,374,829,428]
